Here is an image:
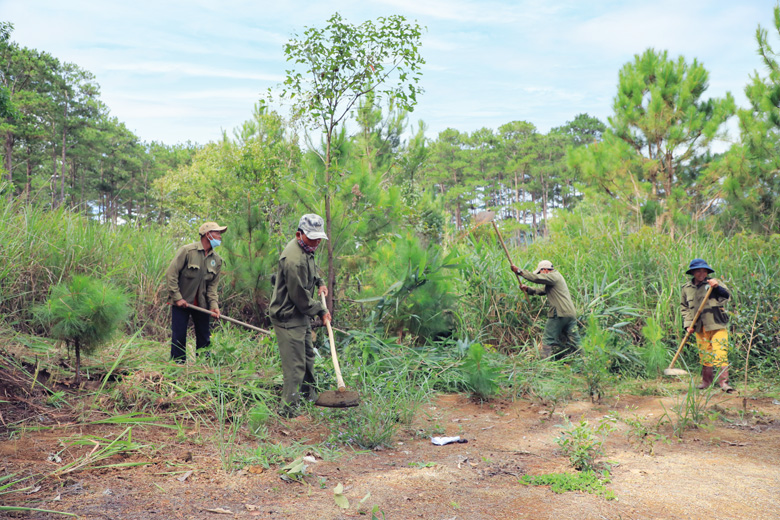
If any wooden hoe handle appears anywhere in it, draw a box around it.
[185,303,271,335]
[667,285,715,371]
[321,293,346,392]
[491,221,529,301]
[492,221,514,266]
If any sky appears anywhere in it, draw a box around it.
[1,0,774,147]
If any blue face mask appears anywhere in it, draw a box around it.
[208,234,221,248]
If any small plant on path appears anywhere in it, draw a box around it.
[520,470,615,500]
[659,375,721,438]
[555,414,615,472]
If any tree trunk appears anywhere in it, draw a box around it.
[541,173,549,237]
[325,129,335,315]
[100,163,105,223]
[75,339,82,385]
[25,145,32,201]
[452,170,461,230]
[51,125,58,207]
[70,158,76,208]
[60,98,68,206]
[3,132,13,186]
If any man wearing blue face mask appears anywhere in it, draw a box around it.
[165,221,227,363]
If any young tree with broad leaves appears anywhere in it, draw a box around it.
[275,12,425,311]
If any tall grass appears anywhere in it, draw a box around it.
[0,199,176,338]
[2,196,778,414]
[456,211,780,376]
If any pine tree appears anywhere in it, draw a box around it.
[35,276,129,384]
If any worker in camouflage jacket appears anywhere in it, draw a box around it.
[269,214,331,418]
[165,221,226,363]
[511,260,580,359]
[680,258,734,393]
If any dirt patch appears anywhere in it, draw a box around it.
[1,392,779,519]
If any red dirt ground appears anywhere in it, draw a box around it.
[2,389,780,520]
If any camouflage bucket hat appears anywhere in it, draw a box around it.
[298,214,328,240]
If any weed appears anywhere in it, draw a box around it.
[577,315,614,403]
[320,333,432,449]
[46,391,68,408]
[621,414,667,455]
[408,461,436,468]
[555,415,615,472]
[240,439,335,469]
[460,342,500,400]
[248,401,272,437]
[412,421,446,439]
[507,354,573,413]
[658,375,720,438]
[53,427,149,477]
[520,470,615,499]
[205,368,246,472]
[640,316,668,378]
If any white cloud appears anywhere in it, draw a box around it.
[1,0,771,145]
[104,62,282,82]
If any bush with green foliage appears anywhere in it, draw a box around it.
[221,203,280,321]
[555,415,615,472]
[361,233,461,339]
[459,342,500,400]
[577,315,614,402]
[35,275,129,383]
[640,315,668,378]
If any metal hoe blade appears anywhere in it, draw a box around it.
[315,390,360,408]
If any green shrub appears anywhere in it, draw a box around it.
[460,342,500,400]
[640,316,667,378]
[248,401,272,436]
[360,233,461,339]
[35,275,129,383]
[577,315,613,402]
[555,415,615,472]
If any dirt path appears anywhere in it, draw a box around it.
[2,392,779,519]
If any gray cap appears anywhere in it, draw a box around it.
[533,260,554,274]
[298,214,328,240]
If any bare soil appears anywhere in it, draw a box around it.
[2,387,780,520]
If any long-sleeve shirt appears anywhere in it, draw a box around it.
[165,241,223,309]
[268,239,326,328]
[517,269,577,318]
[680,278,730,332]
